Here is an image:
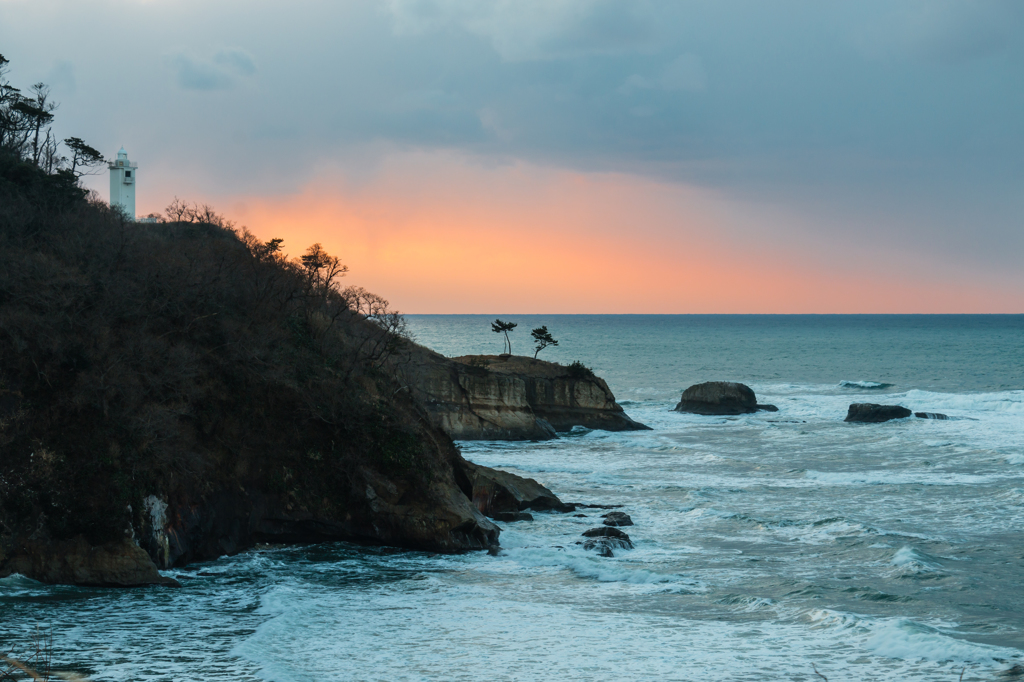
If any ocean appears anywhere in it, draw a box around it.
[2,315,1022,681]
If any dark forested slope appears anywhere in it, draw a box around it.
[0,152,498,585]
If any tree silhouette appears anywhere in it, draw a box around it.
[530,326,558,358]
[0,55,103,180]
[491,319,517,354]
[64,137,104,176]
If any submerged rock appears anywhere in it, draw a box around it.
[601,511,634,527]
[455,459,573,516]
[674,381,777,415]
[845,403,912,423]
[915,412,950,420]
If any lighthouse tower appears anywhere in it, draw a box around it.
[108,147,137,219]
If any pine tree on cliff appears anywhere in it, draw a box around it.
[491,319,517,354]
[531,326,558,358]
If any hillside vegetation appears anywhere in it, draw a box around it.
[0,143,501,576]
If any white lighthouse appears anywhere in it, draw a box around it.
[108,147,137,219]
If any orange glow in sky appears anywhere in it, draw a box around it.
[211,152,1018,314]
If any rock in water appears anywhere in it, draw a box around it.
[491,511,534,522]
[581,526,634,551]
[674,381,776,415]
[601,511,634,527]
[845,403,912,423]
[915,412,950,420]
[455,459,573,516]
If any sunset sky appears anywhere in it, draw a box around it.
[2,0,1021,312]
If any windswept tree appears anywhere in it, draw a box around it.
[491,319,517,354]
[64,136,105,176]
[530,326,558,358]
[0,55,103,181]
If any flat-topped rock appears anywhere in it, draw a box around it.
[675,381,777,415]
[392,351,649,440]
[845,403,912,423]
[915,412,950,420]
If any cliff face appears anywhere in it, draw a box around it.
[395,353,649,440]
[0,381,502,586]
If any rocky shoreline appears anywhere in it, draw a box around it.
[0,348,648,588]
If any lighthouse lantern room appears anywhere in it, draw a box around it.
[108,147,137,219]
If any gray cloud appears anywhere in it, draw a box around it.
[386,0,657,61]
[621,54,706,92]
[1,0,1020,286]
[168,47,256,90]
[45,60,76,95]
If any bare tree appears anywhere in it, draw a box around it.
[341,286,410,370]
[38,129,64,174]
[165,197,193,223]
[20,82,57,165]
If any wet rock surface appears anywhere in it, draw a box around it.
[580,526,634,555]
[845,403,913,423]
[455,459,573,516]
[491,511,534,522]
[675,381,777,415]
[602,511,634,527]
[915,412,951,420]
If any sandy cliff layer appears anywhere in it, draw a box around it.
[395,352,649,440]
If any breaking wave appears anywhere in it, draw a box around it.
[840,380,894,389]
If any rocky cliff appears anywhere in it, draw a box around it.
[0,153,607,588]
[0,156,509,587]
[394,352,649,440]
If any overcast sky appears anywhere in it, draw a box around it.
[2,0,1022,312]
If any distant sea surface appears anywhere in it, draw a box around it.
[3,315,1023,681]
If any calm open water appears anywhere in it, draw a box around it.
[2,315,1022,681]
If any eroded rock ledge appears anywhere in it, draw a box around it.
[0,456,576,588]
[396,352,649,440]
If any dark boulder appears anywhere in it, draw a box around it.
[582,526,631,539]
[581,526,634,551]
[675,381,776,415]
[455,460,573,516]
[845,403,912,423]
[601,511,634,527]
[915,412,950,420]
[491,511,534,522]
